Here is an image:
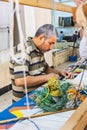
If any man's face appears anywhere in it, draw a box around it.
[40,35,57,52]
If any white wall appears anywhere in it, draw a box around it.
[0,2,10,27]
[24,6,51,38]
[24,6,36,39]
[0,2,10,50]
[35,8,51,30]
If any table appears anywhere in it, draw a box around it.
[0,89,75,130]
[1,67,87,130]
[9,110,75,130]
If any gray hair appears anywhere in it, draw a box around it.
[35,24,57,38]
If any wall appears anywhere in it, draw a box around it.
[0,1,10,50]
[0,2,10,27]
[24,6,36,39]
[35,8,51,30]
[24,6,51,38]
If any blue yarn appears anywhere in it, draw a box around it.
[29,119,41,130]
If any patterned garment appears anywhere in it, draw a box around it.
[9,37,49,102]
[79,35,87,59]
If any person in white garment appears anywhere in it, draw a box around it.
[75,0,87,60]
[74,0,85,6]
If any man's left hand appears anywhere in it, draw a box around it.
[59,70,74,79]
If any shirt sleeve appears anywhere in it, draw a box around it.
[13,53,30,79]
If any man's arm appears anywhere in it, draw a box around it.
[15,67,73,87]
[15,73,59,87]
[46,67,73,79]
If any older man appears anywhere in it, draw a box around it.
[9,24,73,102]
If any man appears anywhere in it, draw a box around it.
[72,31,78,43]
[9,24,73,102]
[58,31,64,42]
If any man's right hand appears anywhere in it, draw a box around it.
[46,73,59,81]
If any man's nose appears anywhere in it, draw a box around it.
[50,44,54,50]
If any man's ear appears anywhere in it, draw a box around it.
[38,34,45,41]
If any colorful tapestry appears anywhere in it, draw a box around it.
[59,16,74,27]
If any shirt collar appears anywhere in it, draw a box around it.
[27,37,43,54]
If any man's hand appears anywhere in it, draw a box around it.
[74,0,85,6]
[59,70,74,79]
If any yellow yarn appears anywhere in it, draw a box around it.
[48,77,60,96]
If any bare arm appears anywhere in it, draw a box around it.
[15,66,73,87]
[15,73,59,87]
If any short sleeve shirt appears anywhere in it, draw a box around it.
[9,37,49,102]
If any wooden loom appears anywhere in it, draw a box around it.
[1,0,87,129]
